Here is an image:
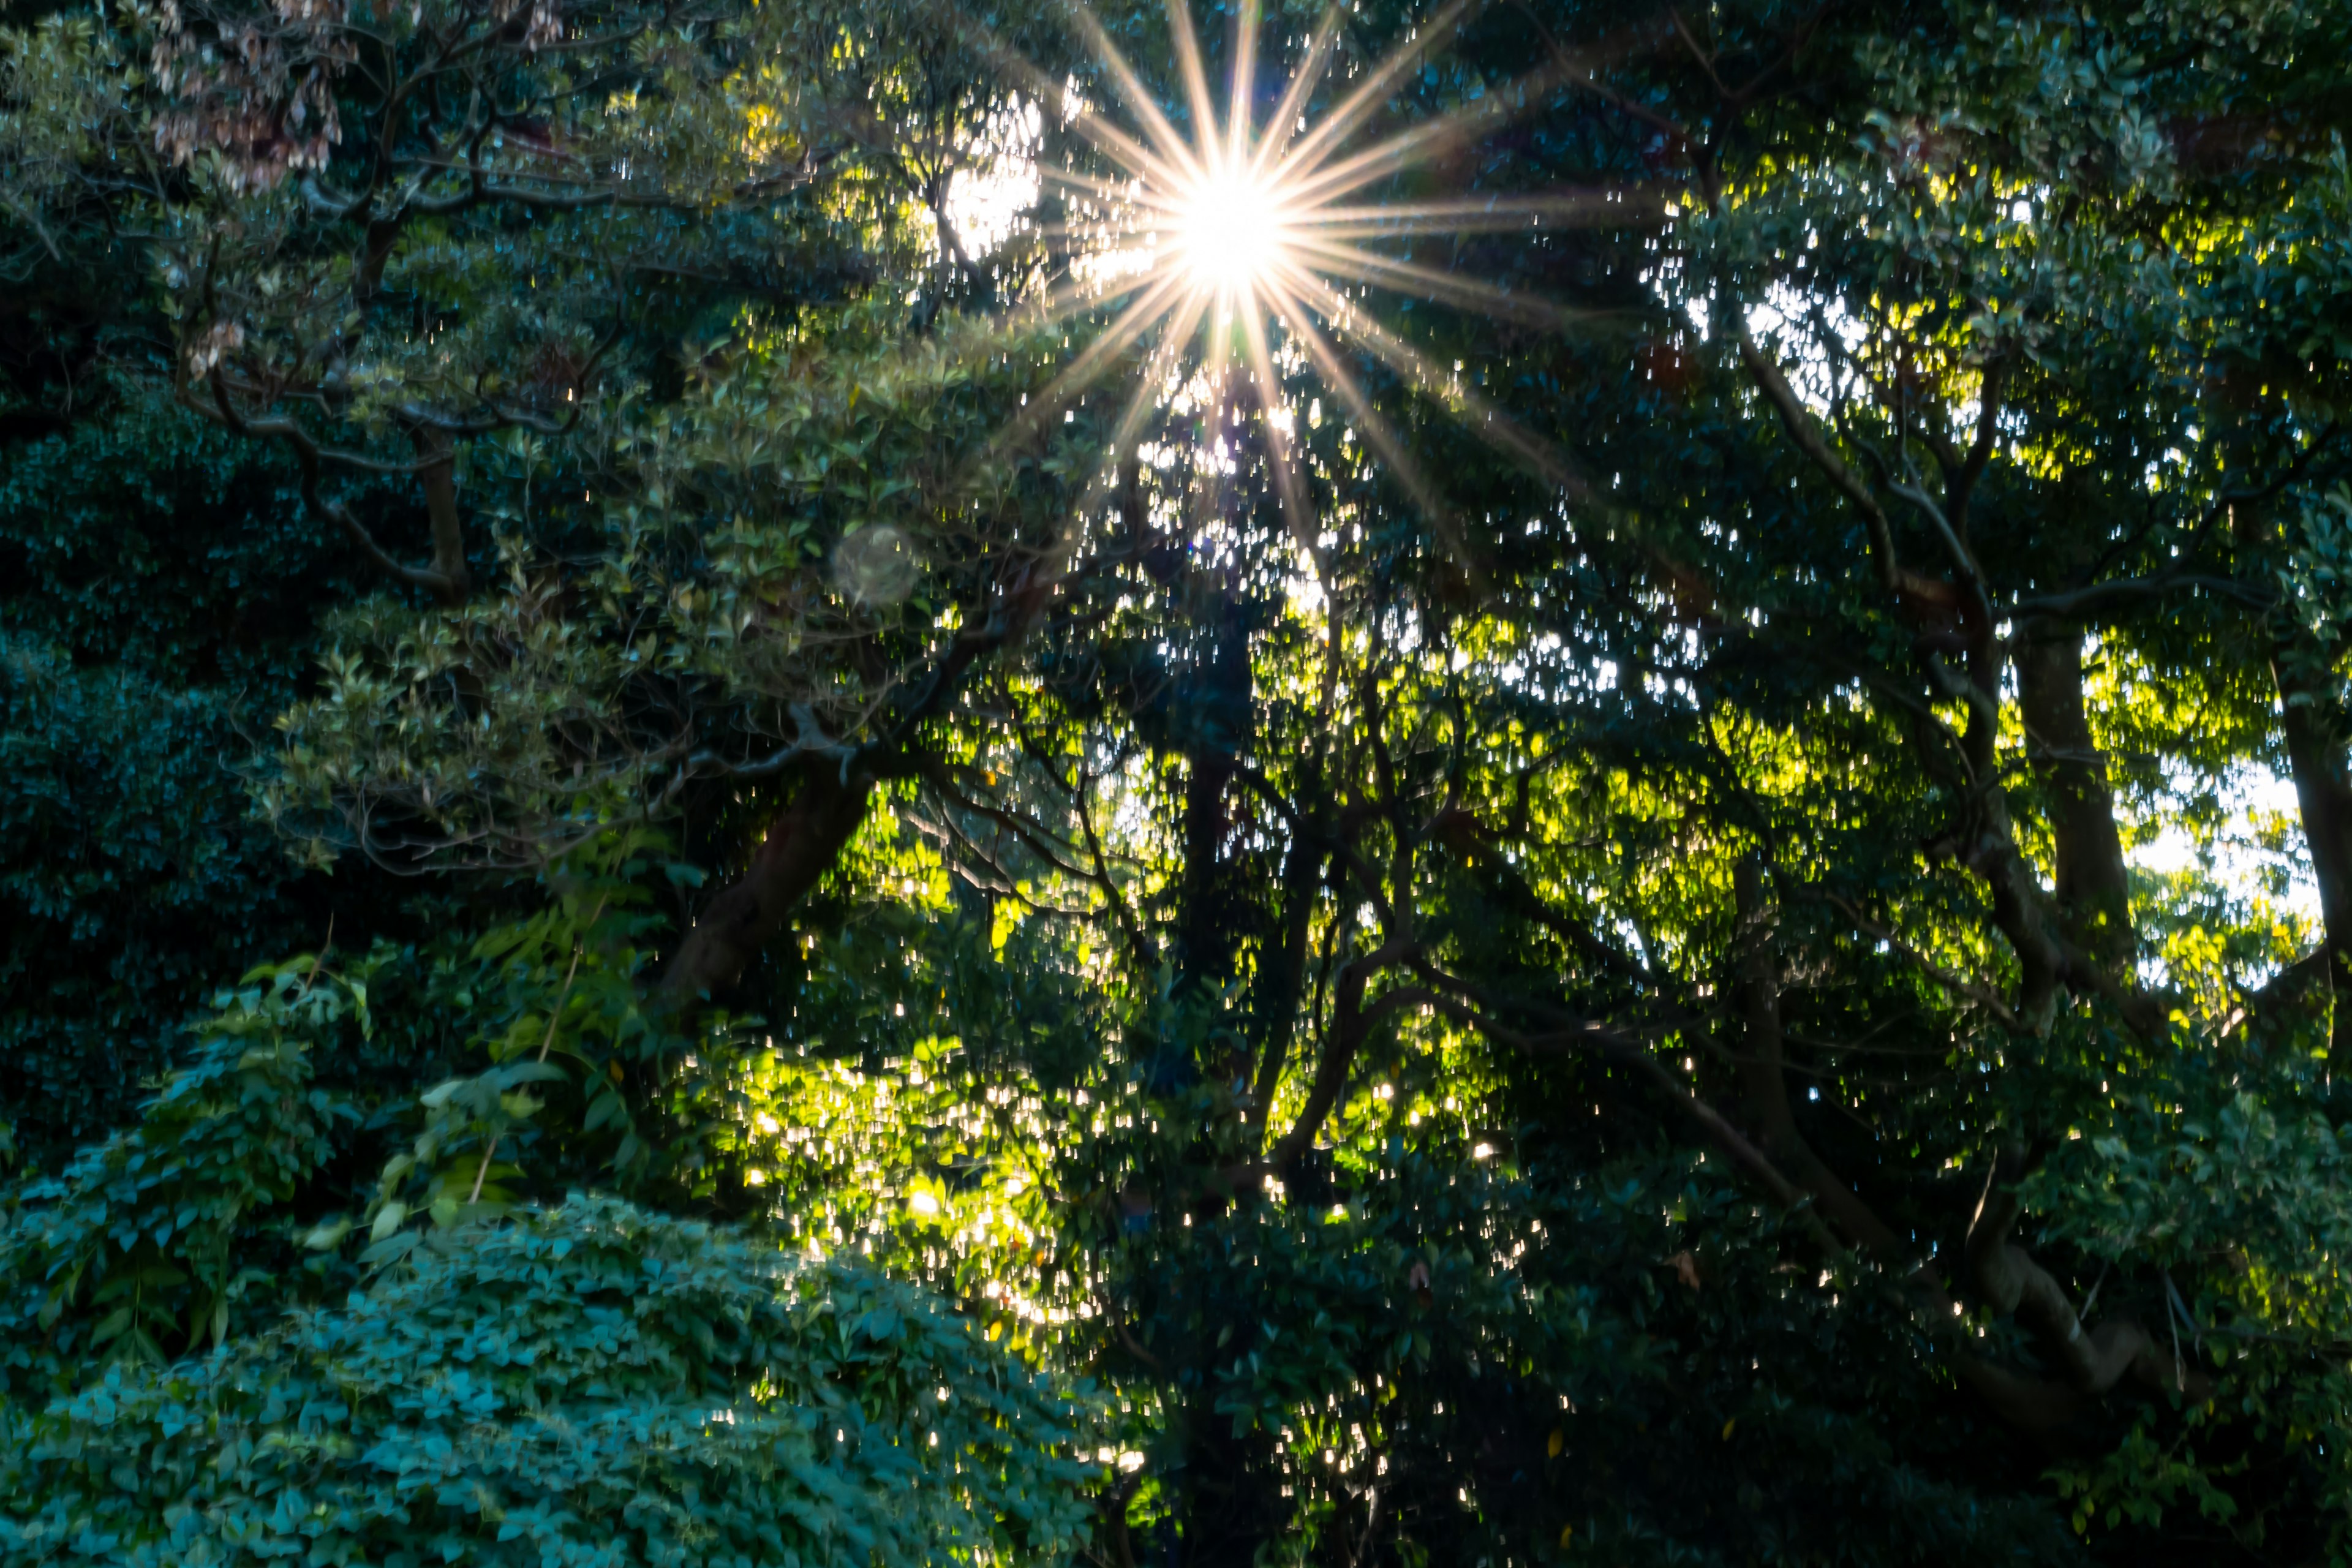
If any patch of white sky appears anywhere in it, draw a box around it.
[941,97,1045,262]
[2131,761,2316,925]
[1653,238,2002,432]
[936,81,1166,289]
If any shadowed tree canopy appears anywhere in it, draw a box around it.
[7,0,2352,1562]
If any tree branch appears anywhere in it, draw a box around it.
[1265,940,1422,1173]
[1967,1177,2211,1400]
[194,372,465,605]
[1740,331,1904,597]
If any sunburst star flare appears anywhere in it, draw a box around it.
[964,0,1665,595]
[982,0,1646,570]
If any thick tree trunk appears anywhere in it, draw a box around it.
[1172,601,1253,996]
[663,769,874,1002]
[1174,752,1237,986]
[1731,864,2198,1431]
[2016,627,2133,968]
[1966,1176,2201,1401]
[1951,644,2068,1033]
[412,425,471,607]
[2272,647,2352,1053]
[1976,812,2064,1035]
[1732,862,1907,1259]
[1246,815,1324,1132]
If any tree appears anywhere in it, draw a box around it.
[9,0,2352,1562]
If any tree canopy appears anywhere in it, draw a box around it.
[6,0,2352,1561]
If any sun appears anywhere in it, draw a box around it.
[992,0,1620,557]
[1173,162,1291,295]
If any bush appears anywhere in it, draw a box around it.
[0,1194,1100,1567]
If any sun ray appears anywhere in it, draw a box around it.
[1071,111,1188,189]
[1276,59,1586,211]
[981,54,1186,189]
[1261,286,1450,530]
[1235,288,1321,571]
[1063,2,1212,186]
[1277,0,1488,179]
[1109,289,1213,460]
[1045,285,1212,560]
[1039,164,1144,205]
[985,0,1607,580]
[1305,190,1652,236]
[1006,254,1178,333]
[1281,235,1571,328]
[1273,257,1589,499]
[1245,5,1344,179]
[992,269,1197,461]
[1270,286,1491,585]
[1283,18,1660,197]
[1031,284,1215,574]
[1226,0,1262,167]
[973,33,1193,193]
[1162,0,1222,164]
[1012,221,1125,249]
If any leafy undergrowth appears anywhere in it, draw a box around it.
[0,1195,1101,1567]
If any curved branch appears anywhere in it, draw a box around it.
[1747,868,2207,1420]
[1738,329,1963,615]
[1429,981,1811,1213]
[1967,1180,2209,1400]
[410,423,471,600]
[660,572,1071,1001]
[2011,573,2274,622]
[193,373,464,605]
[1733,864,1914,1259]
[1265,941,1421,1173]
[1819,891,2021,1028]
[662,767,875,1001]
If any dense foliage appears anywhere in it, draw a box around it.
[0,396,411,1153]
[4,1193,1096,1567]
[9,0,2352,1561]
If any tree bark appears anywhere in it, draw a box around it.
[663,768,875,1001]
[1265,948,1420,1174]
[1247,812,1324,1134]
[2017,627,2134,970]
[1966,1178,2203,1401]
[1732,861,1909,1259]
[2272,646,2352,1054]
[411,424,471,606]
[1954,622,2067,1033]
[1172,600,1253,996]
